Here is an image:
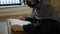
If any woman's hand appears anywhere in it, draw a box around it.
[11,25,24,31]
[19,15,26,21]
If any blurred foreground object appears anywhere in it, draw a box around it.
[7,19,31,31]
[11,25,23,31]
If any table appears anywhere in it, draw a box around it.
[11,31,29,34]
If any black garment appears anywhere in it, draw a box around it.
[31,4,60,22]
[23,0,60,34]
[25,17,37,23]
[23,19,60,34]
[23,3,60,34]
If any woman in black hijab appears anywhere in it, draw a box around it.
[12,0,60,34]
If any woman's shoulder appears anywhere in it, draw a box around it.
[41,4,53,7]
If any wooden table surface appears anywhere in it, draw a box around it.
[11,31,29,34]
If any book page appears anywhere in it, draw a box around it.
[8,19,31,26]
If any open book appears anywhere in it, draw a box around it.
[7,19,31,26]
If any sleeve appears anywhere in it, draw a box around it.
[23,24,33,33]
[25,17,37,23]
[25,17,33,21]
[23,23,41,33]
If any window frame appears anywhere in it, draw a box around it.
[0,0,22,6]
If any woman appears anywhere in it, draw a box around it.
[12,0,60,34]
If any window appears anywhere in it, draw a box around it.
[0,0,25,6]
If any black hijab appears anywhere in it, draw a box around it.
[26,0,40,8]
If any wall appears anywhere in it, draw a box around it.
[0,6,32,21]
[51,0,60,13]
[0,6,32,16]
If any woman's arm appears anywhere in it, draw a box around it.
[23,22,41,33]
[25,17,36,23]
[19,15,36,23]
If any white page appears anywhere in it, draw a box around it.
[8,19,31,26]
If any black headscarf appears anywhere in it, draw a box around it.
[26,0,39,8]
[26,0,51,8]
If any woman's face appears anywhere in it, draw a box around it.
[26,0,37,8]
[26,0,35,4]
